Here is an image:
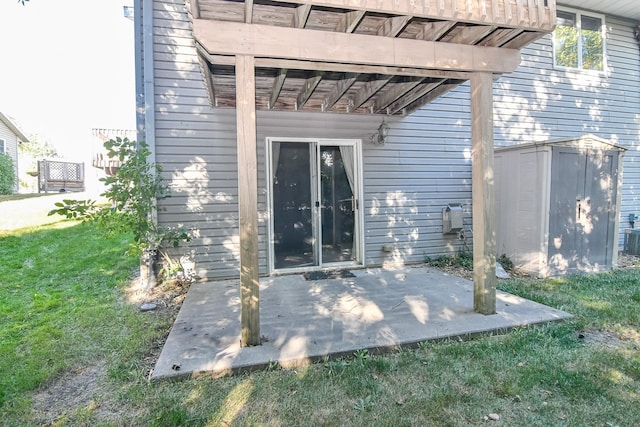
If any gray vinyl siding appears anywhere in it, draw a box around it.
[150,0,639,280]
[0,120,20,192]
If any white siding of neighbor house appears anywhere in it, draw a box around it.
[149,0,639,280]
[0,119,20,192]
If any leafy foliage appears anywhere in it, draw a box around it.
[0,153,16,195]
[48,137,189,255]
[18,135,58,159]
[497,253,514,271]
[425,251,473,270]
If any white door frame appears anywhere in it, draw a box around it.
[266,137,364,275]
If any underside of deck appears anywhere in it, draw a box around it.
[191,0,556,115]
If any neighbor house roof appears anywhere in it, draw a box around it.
[0,111,30,143]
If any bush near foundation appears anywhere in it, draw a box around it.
[0,153,15,195]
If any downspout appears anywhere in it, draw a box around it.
[139,0,156,160]
[135,0,160,289]
[134,0,145,143]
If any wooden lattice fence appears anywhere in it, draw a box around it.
[37,160,85,193]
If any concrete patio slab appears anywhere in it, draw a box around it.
[152,265,572,379]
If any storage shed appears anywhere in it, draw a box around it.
[495,135,625,277]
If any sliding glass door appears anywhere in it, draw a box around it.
[269,139,362,272]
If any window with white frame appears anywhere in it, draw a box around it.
[0,139,5,154]
[553,9,605,71]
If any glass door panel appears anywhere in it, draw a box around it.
[272,142,314,269]
[319,145,355,264]
[270,139,360,272]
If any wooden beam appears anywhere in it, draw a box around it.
[235,54,261,346]
[194,19,522,73]
[470,72,496,315]
[197,47,474,79]
[323,72,358,111]
[297,71,323,109]
[245,0,254,24]
[269,68,288,109]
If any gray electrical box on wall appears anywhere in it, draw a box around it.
[442,204,463,234]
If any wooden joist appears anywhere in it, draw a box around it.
[337,10,366,33]
[350,75,393,111]
[386,78,446,115]
[269,68,287,109]
[323,73,359,111]
[373,78,424,113]
[297,71,323,109]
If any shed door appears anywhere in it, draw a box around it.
[548,147,618,274]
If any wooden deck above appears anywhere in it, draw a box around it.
[191,0,556,115]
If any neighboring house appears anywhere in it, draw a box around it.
[0,111,29,193]
[134,1,639,300]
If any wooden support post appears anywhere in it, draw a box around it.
[470,72,496,315]
[235,54,261,346]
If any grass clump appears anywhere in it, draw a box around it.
[425,251,473,270]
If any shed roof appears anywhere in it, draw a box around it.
[494,134,627,153]
[192,0,557,115]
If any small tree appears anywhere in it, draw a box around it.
[49,137,189,289]
[0,153,16,195]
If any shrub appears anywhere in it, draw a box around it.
[0,153,15,195]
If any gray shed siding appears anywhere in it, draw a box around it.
[0,120,20,192]
[148,0,639,280]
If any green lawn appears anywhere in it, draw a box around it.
[1,220,639,426]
